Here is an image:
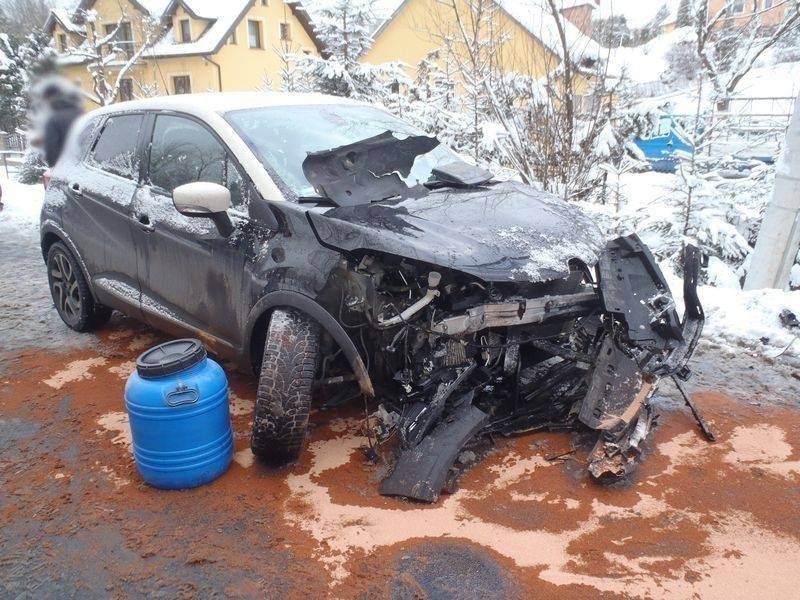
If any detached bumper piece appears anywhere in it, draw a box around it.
[380,392,488,502]
[584,235,704,480]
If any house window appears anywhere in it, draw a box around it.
[179,19,191,43]
[248,20,262,48]
[227,28,237,44]
[119,78,133,101]
[259,0,268,6]
[57,33,67,53]
[104,21,133,56]
[280,22,291,41]
[172,75,191,94]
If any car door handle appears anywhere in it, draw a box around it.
[71,182,82,196]
[136,214,155,232]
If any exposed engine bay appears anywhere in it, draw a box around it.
[315,233,704,502]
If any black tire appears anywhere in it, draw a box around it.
[46,242,112,332]
[251,308,320,463]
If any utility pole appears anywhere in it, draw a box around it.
[744,92,800,290]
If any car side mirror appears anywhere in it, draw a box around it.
[173,182,234,237]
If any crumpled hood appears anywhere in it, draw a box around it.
[307,180,605,283]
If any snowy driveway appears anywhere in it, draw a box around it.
[2,176,800,597]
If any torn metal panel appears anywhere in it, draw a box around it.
[301,131,439,206]
[651,244,705,379]
[381,397,489,503]
[598,235,682,348]
[579,336,649,432]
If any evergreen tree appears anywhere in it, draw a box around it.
[0,31,54,134]
[293,0,403,101]
[18,146,46,184]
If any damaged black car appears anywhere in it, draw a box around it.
[41,94,703,502]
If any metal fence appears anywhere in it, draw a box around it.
[1,151,25,178]
[0,133,26,152]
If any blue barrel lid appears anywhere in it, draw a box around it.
[136,338,207,379]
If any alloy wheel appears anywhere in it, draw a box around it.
[50,250,81,323]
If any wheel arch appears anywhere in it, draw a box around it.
[40,222,98,301]
[244,290,374,397]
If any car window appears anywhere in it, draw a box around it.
[89,114,144,179]
[147,114,249,209]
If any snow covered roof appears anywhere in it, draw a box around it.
[47,0,324,59]
[146,0,252,57]
[367,0,602,67]
[496,0,603,64]
[146,0,322,58]
[175,0,223,20]
[44,8,85,35]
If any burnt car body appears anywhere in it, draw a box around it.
[41,94,703,502]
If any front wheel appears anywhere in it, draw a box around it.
[46,242,112,332]
[251,308,320,464]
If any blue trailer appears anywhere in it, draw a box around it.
[632,116,694,173]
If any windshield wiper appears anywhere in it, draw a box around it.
[298,195,336,206]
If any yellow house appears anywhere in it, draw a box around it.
[361,0,602,85]
[45,0,324,106]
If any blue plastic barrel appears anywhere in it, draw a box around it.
[124,339,233,489]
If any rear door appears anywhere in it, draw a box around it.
[131,112,252,355]
[61,112,145,315]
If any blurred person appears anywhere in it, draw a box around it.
[35,77,84,167]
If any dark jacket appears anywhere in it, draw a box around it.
[43,98,83,167]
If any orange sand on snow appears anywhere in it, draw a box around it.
[2,332,800,598]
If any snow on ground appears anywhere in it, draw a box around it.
[606,26,695,85]
[0,177,44,231]
[596,0,681,30]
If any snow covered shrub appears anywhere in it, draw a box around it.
[18,148,46,184]
[663,40,701,86]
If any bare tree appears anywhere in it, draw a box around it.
[425,0,622,199]
[63,9,164,106]
[0,0,53,39]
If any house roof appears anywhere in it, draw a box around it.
[44,8,88,35]
[147,0,323,58]
[496,0,603,64]
[46,0,325,59]
[146,0,253,57]
[368,0,602,67]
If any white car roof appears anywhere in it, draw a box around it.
[89,92,369,120]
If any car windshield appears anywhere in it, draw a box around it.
[224,104,459,199]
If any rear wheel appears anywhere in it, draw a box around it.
[46,242,112,332]
[251,309,320,463]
